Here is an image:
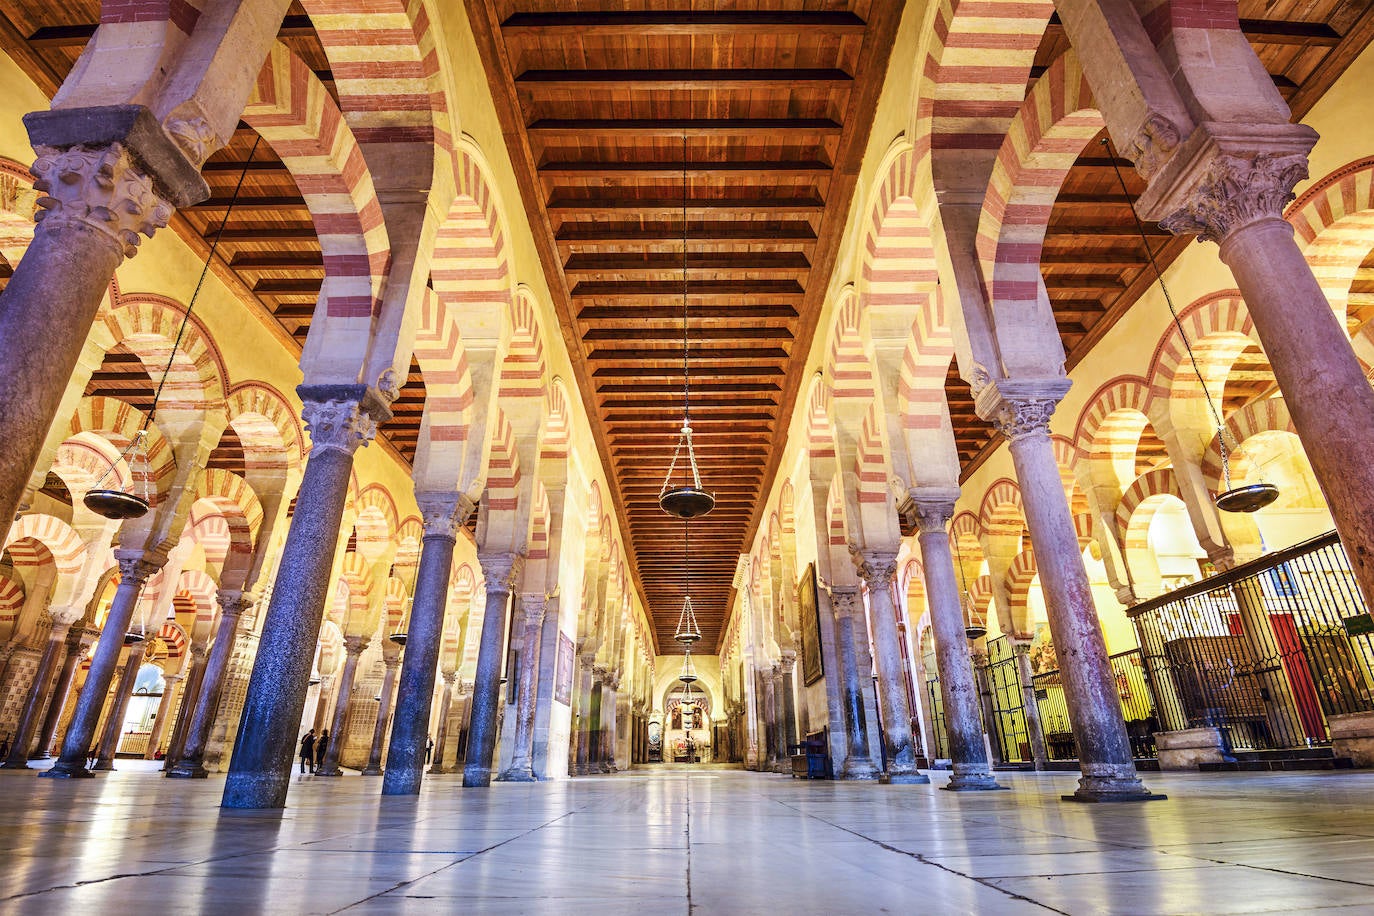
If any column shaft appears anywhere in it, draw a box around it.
[831,589,878,778]
[462,557,516,788]
[361,658,400,775]
[0,628,67,769]
[44,559,155,778]
[33,635,84,758]
[859,556,928,783]
[144,676,180,760]
[317,640,366,777]
[222,391,377,809]
[383,526,457,794]
[94,651,143,770]
[498,597,545,782]
[163,648,208,770]
[168,606,246,778]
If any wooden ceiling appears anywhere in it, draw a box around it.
[949,1,1374,479]
[464,1,902,651]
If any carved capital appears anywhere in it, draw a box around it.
[910,487,961,535]
[343,634,370,656]
[828,585,862,621]
[216,588,253,619]
[164,114,218,166]
[415,491,476,542]
[857,553,899,591]
[30,143,173,258]
[479,552,522,596]
[442,670,458,687]
[301,397,379,457]
[519,593,548,630]
[116,553,162,587]
[989,396,1057,443]
[1158,152,1309,244]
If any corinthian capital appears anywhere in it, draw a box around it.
[301,394,380,457]
[479,552,522,596]
[416,491,477,542]
[828,585,862,621]
[978,378,1070,445]
[910,487,961,535]
[857,552,899,591]
[216,589,253,618]
[343,634,370,656]
[519,593,548,630]
[1158,152,1309,244]
[30,142,174,258]
[115,552,162,587]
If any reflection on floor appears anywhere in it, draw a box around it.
[2,763,1373,914]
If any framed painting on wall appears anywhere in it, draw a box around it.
[554,631,575,706]
[799,563,824,686]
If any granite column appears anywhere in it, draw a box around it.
[168,591,251,778]
[462,553,519,788]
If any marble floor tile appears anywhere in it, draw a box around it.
[2,762,1374,914]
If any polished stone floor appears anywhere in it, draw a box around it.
[2,763,1374,914]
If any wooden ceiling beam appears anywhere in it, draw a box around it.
[564,252,811,274]
[190,195,309,213]
[572,279,803,298]
[501,10,866,37]
[587,346,790,361]
[547,195,826,214]
[229,252,325,270]
[557,222,817,244]
[515,69,854,92]
[540,161,832,179]
[205,227,318,241]
[529,118,843,138]
[583,326,795,341]
[578,304,798,321]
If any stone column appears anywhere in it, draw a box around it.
[499,594,547,782]
[462,553,519,788]
[573,653,596,775]
[361,654,401,776]
[452,679,474,768]
[857,553,929,784]
[0,115,200,546]
[33,627,94,759]
[312,675,334,733]
[0,621,71,770]
[223,389,386,808]
[317,635,369,777]
[1011,642,1051,768]
[762,665,782,771]
[428,672,457,775]
[163,643,208,771]
[983,382,1160,802]
[44,554,160,778]
[603,674,619,771]
[144,673,181,760]
[383,493,467,794]
[970,646,1004,765]
[911,491,1003,791]
[779,655,799,754]
[588,672,605,770]
[167,591,251,778]
[829,587,879,779]
[1152,138,1374,613]
[94,648,144,770]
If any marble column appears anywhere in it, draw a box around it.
[383,494,467,794]
[94,649,144,770]
[452,680,474,768]
[601,674,618,772]
[588,673,605,770]
[766,665,785,772]
[33,627,93,759]
[1154,140,1374,613]
[971,646,1004,765]
[779,655,800,753]
[168,591,251,778]
[830,587,879,779]
[317,635,369,777]
[498,594,547,782]
[361,654,401,776]
[44,554,160,778]
[984,381,1160,802]
[463,553,519,788]
[162,643,208,771]
[857,553,928,784]
[1012,642,1051,768]
[0,118,199,546]
[144,673,181,760]
[223,388,386,809]
[912,491,1003,790]
[312,675,334,733]
[427,672,457,775]
[0,622,71,770]
[573,654,596,775]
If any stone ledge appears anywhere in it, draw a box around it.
[1329,711,1374,767]
[1154,727,1233,770]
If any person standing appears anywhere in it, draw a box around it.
[426,735,433,766]
[315,729,329,774]
[298,730,316,774]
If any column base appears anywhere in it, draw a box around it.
[427,765,450,775]
[885,768,931,785]
[1064,770,1165,803]
[841,757,881,780]
[497,765,537,782]
[0,762,35,772]
[1330,711,1374,767]
[315,767,343,777]
[360,766,383,776]
[165,761,210,779]
[462,764,492,788]
[943,768,1007,791]
[39,761,95,779]
[91,760,115,772]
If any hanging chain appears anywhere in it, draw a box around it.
[681,133,690,427]
[1102,137,1236,487]
[90,136,262,493]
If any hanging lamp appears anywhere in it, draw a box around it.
[84,137,260,521]
[952,534,986,640]
[674,521,703,643]
[678,650,699,684]
[659,135,714,520]
[1103,138,1278,514]
[388,552,421,646]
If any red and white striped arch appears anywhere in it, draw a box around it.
[804,375,836,460]
[354,484,399,561]
[1287,156,1374,332]
[827,292,876,405]
[338,552,376,629]
[4,513,85,609]
[861,146,937,312]
[977,52,1102,340]
[1116,467,1184,553]
[1073,376,1153,493]
[70,397,177,504]
[0,574,24,630]
[978,478,1024,541]
[485,408,521,515]
[244,42,388,328]
[540,378,571,466]
[1200,397,1297,495]
[1003,548,1039,634]
[226,382,303,474]
[898,288,956,434]
[98,293,227,411]
[498,290,547,402]
[1145,291,1260,409]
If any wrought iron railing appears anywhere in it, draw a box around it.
[1030,648,1157,759]
[984,636,1032,763]
[1128,531,1374,752]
